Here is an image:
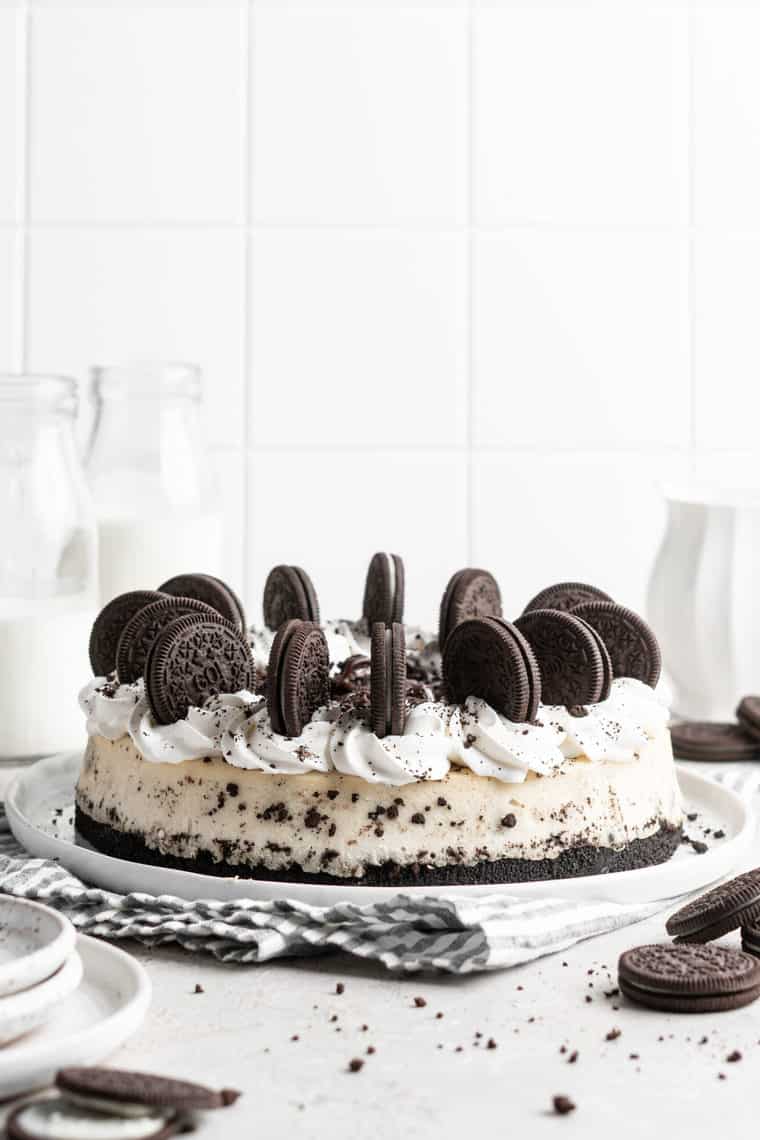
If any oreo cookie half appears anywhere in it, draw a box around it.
[370,622,407,738]
[571,601,662,688]
[145,614,254,725]
[5,1100,178,1140]
[362,552,405,626]
[514,608,607,706]
[438,568,502,648]
[442,616,541,723]
[267,619,330,736]
[89,590,166,677]
[116,596,222,684]
[618,943,760,1013]
[158,573,247,633]
[670,721,760,762]
[56,1066,241,1114]
[736,696,760,743]
[263,565,320,629]
[521,581,612,616]
[666,869,760,943]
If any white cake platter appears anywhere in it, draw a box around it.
[0,934,150,1099]
[4,750,755,907]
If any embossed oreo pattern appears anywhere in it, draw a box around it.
[521,581,612,615]
[116,596,222,684]
[666,869,760,942]
[438,568,502,647]
[263,566,318,629]
[89,590,166,677]
[158,573,247,632]
[571,601,661,688]
[619,942,760,995]
[514,609,605,706]
[145,615,254,726]
[443,616,538,723]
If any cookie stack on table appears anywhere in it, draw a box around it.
[619,869,760,1013]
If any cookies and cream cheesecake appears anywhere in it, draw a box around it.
[75,560,683,885]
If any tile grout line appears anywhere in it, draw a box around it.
[465,0,475,564]
[687,0,697,479]
[241,0,254,597]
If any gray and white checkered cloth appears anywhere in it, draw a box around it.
[0,809,673,974]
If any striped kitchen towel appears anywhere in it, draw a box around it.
[0,810,668,974]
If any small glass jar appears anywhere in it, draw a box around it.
[0,374,97,761]
[85,362,224,605]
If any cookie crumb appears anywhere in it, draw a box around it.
[193,984,204,994]
[727,1050,742,1063]
[336,982,345,995]
[348,1059,364,1073]
[413,996,427,1008]
[552,1095,576,1116]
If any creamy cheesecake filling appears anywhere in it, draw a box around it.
[77,728,682,879]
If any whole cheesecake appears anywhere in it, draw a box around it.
[75,566,683,885]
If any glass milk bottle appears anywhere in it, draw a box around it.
[0,375,97,761]
[85,362,224,605]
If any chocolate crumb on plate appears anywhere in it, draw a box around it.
[552,1095,576,1116]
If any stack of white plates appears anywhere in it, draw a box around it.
[0,897,80,1047]
[0,897,151,1099]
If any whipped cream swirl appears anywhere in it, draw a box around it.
[80,676,669,787]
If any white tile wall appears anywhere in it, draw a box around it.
[2,1,758,626]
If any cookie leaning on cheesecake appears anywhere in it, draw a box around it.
[76,556,682,885]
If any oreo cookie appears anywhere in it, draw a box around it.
[158,573,247,633]
[267,619,330,736]
[670,721,760,762]
[618,943,760,1013]
[116,596,222,684]
[362,552,405,626]
[56,1066,240,1114]
[5,1100,178,1140]
[442,616,541,723]
[370,622,407,737]
[736,695,760,743]
[741,921,760,959]
[666,869,760,943]
[514,608,608,706]
[570,601,662,688]
[145,614,254,725]
[438,568,502,648]
[521,581,612,615]
[263,565,320,629]
[89,590,166,677]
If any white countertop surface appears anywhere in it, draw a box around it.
[1,766,758,1139]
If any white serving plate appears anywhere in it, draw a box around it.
[4,750,755,906]
[0,896,76,998]
[0,951,82,1047]
[0,934,150,1099]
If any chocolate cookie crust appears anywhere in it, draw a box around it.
[75,804,681,886]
